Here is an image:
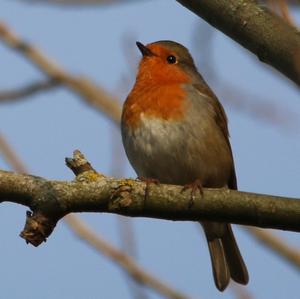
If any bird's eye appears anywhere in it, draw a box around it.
[166,55,177,64]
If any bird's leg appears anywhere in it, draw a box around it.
[137,176,160,204]
[181,179,203,208]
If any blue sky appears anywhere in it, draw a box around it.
[1,1,300,299]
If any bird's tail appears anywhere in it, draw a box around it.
[203,222,249,291]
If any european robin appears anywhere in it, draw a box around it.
[121,40,249,291]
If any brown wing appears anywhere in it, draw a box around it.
[213,98,237,190]
[194,82,237,190]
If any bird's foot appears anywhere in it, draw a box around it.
[137,177,160,204]
[181,179,203,208]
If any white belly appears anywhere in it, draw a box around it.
[122,114,232,186]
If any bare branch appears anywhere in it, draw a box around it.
[0,146,189,299]
[65,214,190,299]
[0,137,190,299]
[176,0,300,86]
[1,150,300,247]
[0,79,59,102]
[1,19,298,133]
[0,21,193,299]
[192,21,298,131]
[0,21,122,125]
[0,133,27,173]
[246,227,300,271]
[116,216,149,299]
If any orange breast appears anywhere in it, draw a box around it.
[122,83,188,128]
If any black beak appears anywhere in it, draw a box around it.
[136,41,155,57]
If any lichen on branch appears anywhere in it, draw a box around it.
[0,150,299,246]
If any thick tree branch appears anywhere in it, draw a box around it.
[0,19,297,132]
[177,0,300,86]
[1,150,299,247]
[0,136,190,299]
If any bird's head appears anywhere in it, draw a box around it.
[135,40,197,85]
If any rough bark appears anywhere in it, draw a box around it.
[177,0,300,86]
[1,151,299,247]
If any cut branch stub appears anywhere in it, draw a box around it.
[20,211,58,246]
[65,149,96,175]
[1,150,300,247]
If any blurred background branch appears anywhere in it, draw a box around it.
[2,132,300,289]
[1,1,300,298]
[0,78,60,102]
[246,227,300,272]
[0,132,191,299]
[0,19,297,132]
[0,21,122,125]
[65,215,190,299]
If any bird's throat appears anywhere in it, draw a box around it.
[122,83,188,128]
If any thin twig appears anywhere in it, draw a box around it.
[246,227,300,272]
[0,133,27,173]
[0,79,59,102]
[0,21,122,125]
[65,214,190,299]
[1,19,298,132]
[117,216,149,299]
[109,126,149,299]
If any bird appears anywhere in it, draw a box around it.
[121,40,249,291]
